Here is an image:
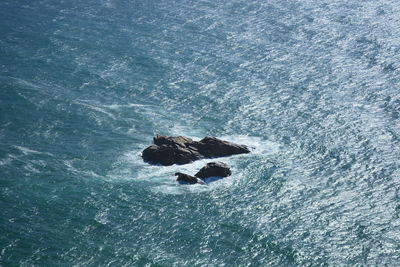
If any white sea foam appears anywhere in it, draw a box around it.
[75,100,117,120]
[13,146,53,156]
[219,135,281,156]
[63,160,79,174]
[23,163,41,175]
[104,103,153,110]
[0,155,13,166]
[3,76,42,90]
[94,208,110,225]
[63,159,101,178]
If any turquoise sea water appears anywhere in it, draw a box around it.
[1,0,400,265]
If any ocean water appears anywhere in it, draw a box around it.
[1,0,400,265]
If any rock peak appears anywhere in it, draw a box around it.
[142,135,250,166]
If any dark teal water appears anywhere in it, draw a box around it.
[1,0,400,265]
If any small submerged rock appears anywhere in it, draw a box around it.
[175,161,232,185]
[175,172,207,185]
[195,162,231,179]
[142,135,250,166]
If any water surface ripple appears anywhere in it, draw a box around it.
[1,0,400,266]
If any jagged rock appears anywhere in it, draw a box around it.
[175,172,206,185]
[142,135,250,166]
[196,137,250,158]
[195,162,232,179]
[153,135,193,147]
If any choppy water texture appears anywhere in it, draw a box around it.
[1,0,400,266]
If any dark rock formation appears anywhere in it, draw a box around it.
[175,172,206,185]
[195,137,250,158]
[195,162,232,179]
[142,135,250,166]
